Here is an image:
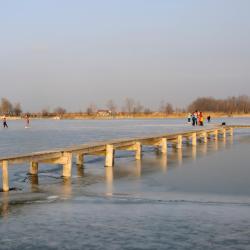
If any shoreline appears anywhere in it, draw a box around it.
[2,113,250,120]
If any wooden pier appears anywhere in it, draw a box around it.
[0,126,239,192]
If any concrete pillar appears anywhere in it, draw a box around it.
[161,138,167,154]
[214,130,218,140]
[2,160,9,192]
[191,133,197,146]
[105,144,114,167]
[62,152,72,177]
[135,142,142,160]
[221,128,226,138]
[229,127,234,136]
[29,162,38,175]
[203,132,208,143]
[176,135,182,149]
[76,154,84,165]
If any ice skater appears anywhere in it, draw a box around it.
[3,116,8,128]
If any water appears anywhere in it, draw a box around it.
[0,118,250,249]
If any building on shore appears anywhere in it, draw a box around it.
[96,109,112,117]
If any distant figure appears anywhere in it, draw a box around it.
[222,122,226,126]
[199,112,204,126]
[194,111,198,126]
[207,115,211,123]
[25,115,30,128]
[187,113,191,123]
[191,113,196,126]
[3,116,8,128]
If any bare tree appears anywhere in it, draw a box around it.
[133,101,144,114]
[0,97,13,115]
[106,99,117,114]
[86,103,97,115]
[144,108,153,114]
[41,107,50,117]
[13,102,22,116]
[188,96,250,113]
[124,98,135,114]
[165,103,174,114]
[54,107,67,116]
[159,101,174,114]
[159,100,165,113]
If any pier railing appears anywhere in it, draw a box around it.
[0,126,239,192]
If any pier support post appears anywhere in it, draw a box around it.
[214,130,218,140]
[203,132,208,143]
[2,160,9,192]
[161,138,167,154]
[29,162,38,175]
[222,128,226,138]
[176,135,182,149]
[76,154,84,166]
[191,133,197,146]
[105,144,114,167]
[135,142,142,160]
[229,127,234,136]
[62,152,72,177]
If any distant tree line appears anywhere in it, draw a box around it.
[1,95,250,117]
[188,95,250,114]
[85,98,174,115]
[0,98,22,116]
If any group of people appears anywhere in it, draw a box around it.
[187,111,211,126]
[2,115,30,128]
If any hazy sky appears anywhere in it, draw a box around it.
[0,0,249,112]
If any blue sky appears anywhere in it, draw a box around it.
[0,0,249,112]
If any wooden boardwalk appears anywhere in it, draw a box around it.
[0,125,244,192]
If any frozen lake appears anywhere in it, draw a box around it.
[0,117,250,249]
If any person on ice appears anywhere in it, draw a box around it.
[3,116,8,128]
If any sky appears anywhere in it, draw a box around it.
[0,0,250,112]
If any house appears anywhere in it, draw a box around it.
[96,109,112,116]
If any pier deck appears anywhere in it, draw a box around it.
[0,126,242,192]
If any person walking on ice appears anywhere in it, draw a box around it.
[25,114,30,128]
[3,116,8,128]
